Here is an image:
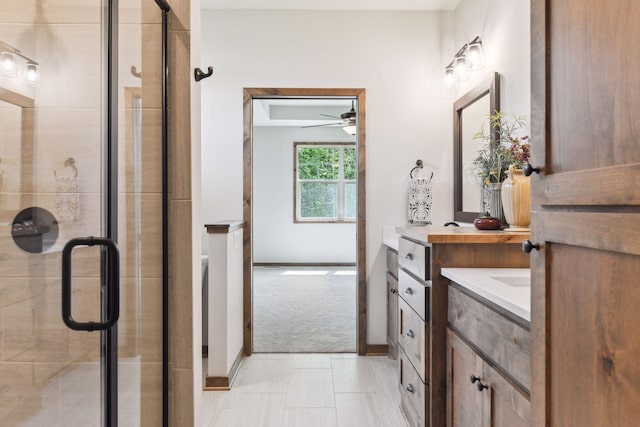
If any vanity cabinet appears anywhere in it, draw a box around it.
[396,227,529,427]
[446,284,531,427]
[386,247,399,359]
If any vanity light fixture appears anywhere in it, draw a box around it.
[444,36,484,87]
[0,40,39,84]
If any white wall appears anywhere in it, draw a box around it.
[253,126,357,264]
[454,0,531,119]
[201,9,455,345]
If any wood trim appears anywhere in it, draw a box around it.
[536,211,640,256]
[539,163,640,205]
[253,262,356,267]
[205,220,244,234]
[365,344,389,355]
[243,88,367,356]
[204,346,244,391]
[530,0,548,425]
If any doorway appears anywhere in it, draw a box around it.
[243,88,367,355]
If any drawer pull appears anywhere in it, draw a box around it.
[405,287,413,295]
[470,375,488,391]
[406,384,415,394]
[405,329,415,338]
[405,253,414,260]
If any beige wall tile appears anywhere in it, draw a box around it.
[1,1,100,25]
[119,107,163,194]
[118,277,163,362]
[168,30,191,200]
[171,368,195,426]
[118,193,163,279]
[169,199,194,370]
[168,0,190,32]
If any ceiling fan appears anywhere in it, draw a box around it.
[302,101,357,129]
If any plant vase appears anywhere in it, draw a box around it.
[483,182,504,225]
[500,164,531,231]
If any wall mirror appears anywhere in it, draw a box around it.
[453,72,500,223]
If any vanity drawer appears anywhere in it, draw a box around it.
[386,248,399,278]
[399,297,428,382]
[398,269,429,321]
[399,347,428,427]
[399,238,430,281]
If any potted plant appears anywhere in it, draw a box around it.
[472,112,530,225]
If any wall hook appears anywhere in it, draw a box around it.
[130,66,142,78]
[194,66,213,82]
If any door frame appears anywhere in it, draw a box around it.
[243,87,367,355]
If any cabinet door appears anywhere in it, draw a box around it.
[387,272,398,359]
[531,1,640,425]
[447,330,484,427]
[482,362,530,427]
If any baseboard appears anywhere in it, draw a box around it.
[366,344,389,355]
[204,346,244,391]
[253,262,356,267]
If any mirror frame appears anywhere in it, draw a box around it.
[453,72,500,223]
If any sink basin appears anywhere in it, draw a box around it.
[490,276,530,287]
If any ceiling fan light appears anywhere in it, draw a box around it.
[343,125,357,136]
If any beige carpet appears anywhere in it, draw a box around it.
[252,266,357,353]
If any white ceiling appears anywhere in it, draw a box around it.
[253,99,355,127]
[201,0,462,11]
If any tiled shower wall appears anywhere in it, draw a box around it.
[0,0,201,425]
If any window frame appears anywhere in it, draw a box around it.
[294,141,357,224]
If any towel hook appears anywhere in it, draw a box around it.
[194,66,214,82]
[409,159,423,179]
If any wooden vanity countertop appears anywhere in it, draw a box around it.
[397,225,530,245]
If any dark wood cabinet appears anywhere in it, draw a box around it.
[386,247,399,360]
[447,331,484,427]
[396,227,530,427]
[387,270,398,359]
[447,282,531,427]
[447,330,530,427]
[531,1,640,425]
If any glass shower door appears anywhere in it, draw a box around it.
[0,1,165,426]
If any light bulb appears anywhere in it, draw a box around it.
[466,41,484,70]
[25,63,39,84]
[1,52,17,77]
[453,56,468,81]
[444,66,456,87]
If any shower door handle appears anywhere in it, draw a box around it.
[62,236,120,331]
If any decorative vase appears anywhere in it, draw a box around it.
[483,182,504,225]
[501,164,531,231]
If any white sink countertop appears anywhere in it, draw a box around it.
[441,268,531,322]
[382,226,400,251]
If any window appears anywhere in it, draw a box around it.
[295,143,357,222]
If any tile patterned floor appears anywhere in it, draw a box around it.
[201,353,409,427]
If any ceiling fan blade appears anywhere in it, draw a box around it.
[319,114,341,119]
[301,122,343,128]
